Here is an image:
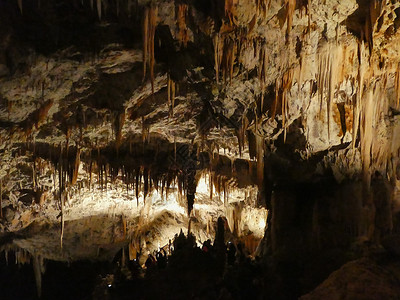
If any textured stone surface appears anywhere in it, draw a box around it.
[301,257,400,300]
[0,0,400,275]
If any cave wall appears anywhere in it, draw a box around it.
[0,0,400,268]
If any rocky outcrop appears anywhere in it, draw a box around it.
[301,257,400,300]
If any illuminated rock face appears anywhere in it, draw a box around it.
[1,0,400,278]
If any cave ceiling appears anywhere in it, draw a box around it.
[1,0,400,260]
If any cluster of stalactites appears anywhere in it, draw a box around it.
[213,35,236,83]
[358,76,390,189]
[24,141,82,199]
[255,0,271,17]
[85,0,139,20]
[209,171,233,206]
[311,31,398,188]
[54,145,81,194]
[274,69,293,143]
[5,99,54,140]
[16,0,138,18]
[84,155,194,208]
[2,248,44,299]
[213,34,269,86]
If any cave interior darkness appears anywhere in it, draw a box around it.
[1,0,400,299]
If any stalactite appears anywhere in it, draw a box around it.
[167,76,176,117]
[275,69,293,142]
[122,215,127,238]
[209,172,213,201]
[174,137,177,163]
[115,112,126,150]
[223,181,227,206]
[60,192,65,249]
[142,6,158,93]
[149,5,156,94]
[143,168,149,201]
[171,82,175,115]
[256,0,270,17]
[285,0,296,38]
[258,41,268,90]
[161,178,165,199]
[33,255,42,299]
[30,99,53,131]
[89,160,93,190]
[177,4,189,47]
[360,88,375,188]
[255,133,264,187]
[225,0,238,26]
[104,164,108,191]
[168,75,171,112]
[135,167,140,205]
[97,0,102,20]
[71,148,81,185]
[352,42,366,150]
[222,38,236,83]
[0,179,2,219]
[214,34,220,83]
[395,62,400,109]
[143,7,149,80]
[317,44,345,142]
[17,0,22,14]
